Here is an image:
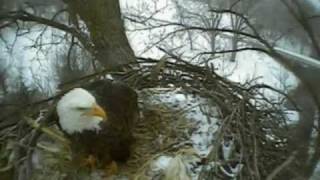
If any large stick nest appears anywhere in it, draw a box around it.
[0,55,290,180]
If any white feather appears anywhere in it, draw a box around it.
[163,155,191,180]
[57,88,103,134]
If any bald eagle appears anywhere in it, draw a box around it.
[56,80,138,175]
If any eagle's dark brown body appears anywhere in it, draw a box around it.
[63,80,138,167]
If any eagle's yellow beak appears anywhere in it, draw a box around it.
[87,104,107,120]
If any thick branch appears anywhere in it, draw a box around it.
[0,11,93,53]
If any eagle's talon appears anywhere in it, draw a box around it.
[81,154,97,169]
[104,161,118,177]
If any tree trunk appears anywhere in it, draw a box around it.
[230,34,239,62]
[274,52,320,179]
[229,15,243,62]
[65,0,135,69]
[280,83,316,179]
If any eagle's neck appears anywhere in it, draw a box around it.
[60,117,103,134]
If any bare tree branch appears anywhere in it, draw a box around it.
[0,10,93,53]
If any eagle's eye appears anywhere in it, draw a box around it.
[77,103,107,120]
[76,107,91,111]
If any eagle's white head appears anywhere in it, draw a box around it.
[57,88,107,134]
